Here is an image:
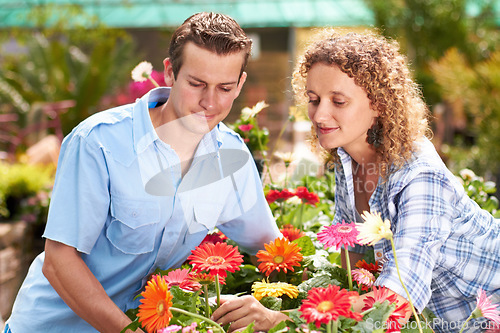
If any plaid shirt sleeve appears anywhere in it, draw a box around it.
[374,167,457,312]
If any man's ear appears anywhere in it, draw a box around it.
[163,58,174,87]
[235,71,247,97]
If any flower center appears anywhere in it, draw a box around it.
[206,255,225,265]
[316,301,334,312]
[273,255,285,264]
[338,225,353,233]
[156,299,167,316]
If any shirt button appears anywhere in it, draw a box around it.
[132,211,138,217]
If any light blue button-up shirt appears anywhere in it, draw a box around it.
[7,87,281,332]
[333,138,500,332]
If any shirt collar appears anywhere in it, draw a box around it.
[133,87,224,155]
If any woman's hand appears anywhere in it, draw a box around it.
[211,295,289,332]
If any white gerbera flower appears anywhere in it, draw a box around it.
[131,61,153,82]
[357,211,393,246]
[241,101,269,121]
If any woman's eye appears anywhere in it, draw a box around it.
[308,99,319,106]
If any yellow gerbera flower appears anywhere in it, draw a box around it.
[357,211,393,246]
[252,280,299,301]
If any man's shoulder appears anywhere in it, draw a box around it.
[70,104,134,140]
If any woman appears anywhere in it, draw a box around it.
[212,30,500,332]
[293,30,500,332]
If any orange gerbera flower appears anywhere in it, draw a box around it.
[137,275,173,333]
[280,224,306,242]
[187,242,243,278]
[256,237,303,276]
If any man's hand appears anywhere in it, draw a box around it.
[211,295,289,332]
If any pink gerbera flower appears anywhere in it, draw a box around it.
[238,124,254,132]
[164,268,201,292]
[472,289,500,325]
[352,268,375,288]
[362,286,410,332]
[317,221,360,250]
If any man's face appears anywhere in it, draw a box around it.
[162,42,247,136]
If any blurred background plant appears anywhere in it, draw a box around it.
[0,4,136,155]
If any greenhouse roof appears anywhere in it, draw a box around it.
[0,0,375,28]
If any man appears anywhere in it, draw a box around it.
[5,12,281,332]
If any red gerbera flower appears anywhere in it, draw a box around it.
[280,224,306,242]
[266,189,282,203]
[256,237,303,276]
[164,268,201,292]
[299,284,361,327]
[187,242,243,278]
[362,286,410,332]
[201,230,228,245]
[355,259,382,274]
[317,221,360,250]
[295,186,320,206]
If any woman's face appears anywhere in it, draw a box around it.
[306,63,378,155]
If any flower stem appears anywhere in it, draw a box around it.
[171,307,225,332]
[344,247,353,291]
[332,319,338,333]
[268,118,290,164]
[326,321,332,333]
[255,123,273,184]
[216,274,221,308]
[390,237,423,333]
[146,74,160,87]
[459,311,474,333]
[204,284,211,317]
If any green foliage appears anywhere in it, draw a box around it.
[0,162,54,220]
[0,5,136,140]
[364,0,499,105]
[431,48,500,178]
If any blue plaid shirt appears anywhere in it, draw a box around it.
[334,138,500,332]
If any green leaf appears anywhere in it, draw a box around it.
[260,296,283,311]
[120,317,141,333]
[351,301,396,333]
[292,236,316,256]
[268,320,289,333]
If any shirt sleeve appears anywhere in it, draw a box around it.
[43,130,111,254]
[374,169,455,312]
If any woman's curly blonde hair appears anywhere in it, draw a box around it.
[292,29,431,179]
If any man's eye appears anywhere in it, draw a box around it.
[334,101,346,106]
[189,82,202,87]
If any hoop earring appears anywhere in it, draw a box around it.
[367,121,383,148]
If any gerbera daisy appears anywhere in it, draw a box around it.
[191,272,226,285]
[238,124,254,132]
[252,280,299,301]
[266,189,282,203]
[137,275,173,333]
[355,259,382,274]
[256,237,303,276]
[357,211,393,246]
[352,268,375,288]
[295,186,320,206]
[187,242,243,278]
[317,221,360,250]
[164,268,201,292]
[280,224,306,242]
[362,286,410,332]
[299,284,361,327]
[472,289,500,324]
[201,230,228,245]
[131,61,153,82]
